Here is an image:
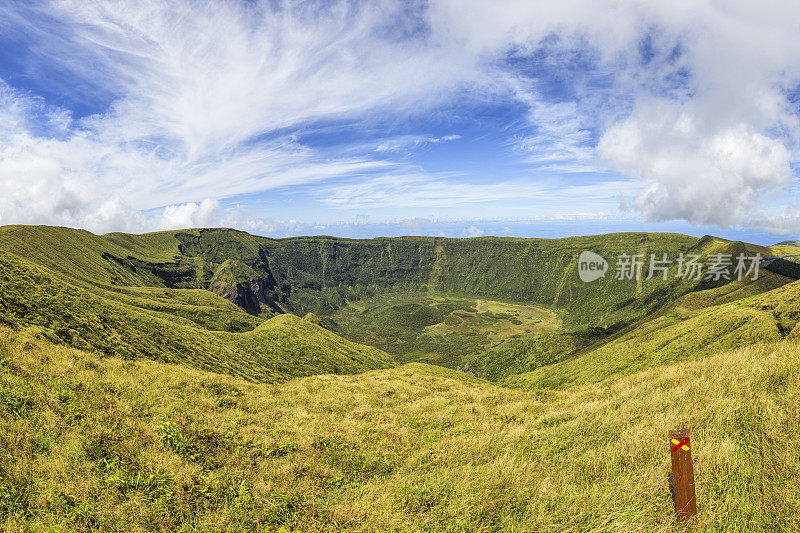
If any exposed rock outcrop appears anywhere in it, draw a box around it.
[209,259,283,316]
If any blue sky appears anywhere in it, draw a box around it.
[1,1,799,244]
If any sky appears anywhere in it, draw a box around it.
[1,1,800,244]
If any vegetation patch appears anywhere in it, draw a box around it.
[330,292,560,366]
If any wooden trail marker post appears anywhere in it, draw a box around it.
[669,428,697,520]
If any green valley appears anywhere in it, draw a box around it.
[329,292,560,366]
[4,4,800,531]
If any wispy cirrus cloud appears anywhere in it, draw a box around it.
[0,79,396,231]
[320,172,641,211]
[0,0,476,232]
[375,134,461,153]
[321,173,544,208]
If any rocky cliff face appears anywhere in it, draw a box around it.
[208,259,282,316]
[210,277,263,315]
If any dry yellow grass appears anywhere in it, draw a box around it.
[0,329,798,531]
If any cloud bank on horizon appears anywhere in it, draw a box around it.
[0,0,799,237]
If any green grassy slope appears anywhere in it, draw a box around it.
[0,240,393,382]
[175,230,708,329]
[505,278,800,389]
[467,236,795,383]
[176,230,437,315]
[0,225,187,286]
[329,292,561,367]
[0,329,797,531]
[1,227,784,321]
[466,330,601,382]
[164,229,799,373]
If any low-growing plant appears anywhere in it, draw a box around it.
[0,387,33,418]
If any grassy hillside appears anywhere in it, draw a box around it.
[1,224,798,530]
[0,245,393,383]
[467,331,601,382]
[468,238,797,384]
[0,226,188,286]
[0,328,797,531]
[155,229,800,369]
[175,230,709,329]
[504,278,800,389]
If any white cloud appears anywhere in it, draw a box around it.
[463,225,484,237]
[552,212,608,220]
[0,0,799,234]
[320,172,640,215]
[400,217,434,229]
[375,134,461,153]
[0,1,474,232]
[49,0,470,155]
[598,99,792,226]
[429,0,800,229]
[321,173,546,208]
[215,207,305,236]
[152,199,220,231]
[510,96,596,171]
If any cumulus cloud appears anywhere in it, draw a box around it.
[152,199,220,231]
[589,1,800,229]
[463,225,484,238]
[598,100,792,225]
[429,0,800,229]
